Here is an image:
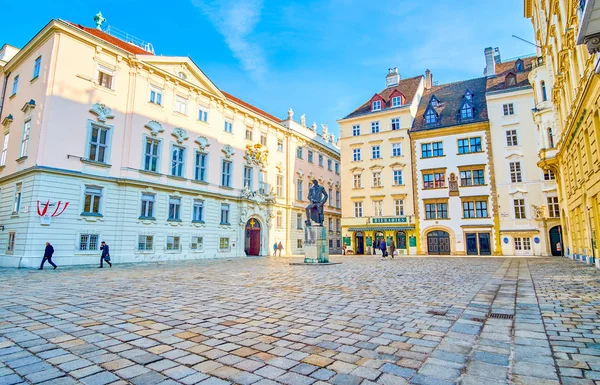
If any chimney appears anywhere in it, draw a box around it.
[424,69,433,90]
[386,67,401,88]
[483,47,496,77]
[494,47,502,64]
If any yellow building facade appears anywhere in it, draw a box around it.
[525,0,600,263]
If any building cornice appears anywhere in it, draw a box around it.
[409,121,490,139]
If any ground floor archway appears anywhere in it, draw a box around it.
[355,232,365,255]
[427,230,450,255]
[396,231,407,250]
[245,218,261,256]
[549,225,563,256]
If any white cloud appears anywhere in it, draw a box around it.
[192,0,267,81]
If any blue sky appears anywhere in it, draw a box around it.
[1,0,535,136]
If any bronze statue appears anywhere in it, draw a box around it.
[305,179,328,226]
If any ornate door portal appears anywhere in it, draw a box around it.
[427,230,450,255]
[245,219,261,256]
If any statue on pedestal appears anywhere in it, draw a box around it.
[305,179,328,226]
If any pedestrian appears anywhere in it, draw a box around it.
[380,239,387,259]
[389,239,395,259]
[39,242,57,270]
[277,242,284,257]
[342,244,346,255]
[273,242,278,256]
[99,241,112,268]
[556,242,562,254]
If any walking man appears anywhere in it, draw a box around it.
[389,239,395,259]
[380,239,387,259]
[273,242,278,256]
[99,241,112,268]
[277,242,284,257]
[39,242,57,270]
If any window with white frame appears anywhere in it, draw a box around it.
[391,118,401,130]
[144,138,160,172]
[221,160,232,187]
[79,234,99,251]
[353,148,361,161]
[20,120,31,158]
[544,169,555,180]
[83,186,102,215]
[140,193,155,218]
[335,162,340,174]
[149,87,163,105]
[335,190,340,208]
[194,152,207,182]
[318,154,324,167]
[506,129,518,146]
[372,172,382,187]
[191,236,203,250]
[373,200,383,216]
[88,123,109,163]
[547,197,560,218]
[219,237,230,250]
[354,201,363,217]
[425,109,437,125]
[394,199,404,216]
[260,134,267,146]
[371,121,380,133]
[328,188,333,206]
[393,170,403,185]
[297,213,303,229]
[178,72,187,80]
[259,171,267,193]
[33,57,41,79]
[308,150,314,163]
[510,162,523,183]
[98,67,113,89]
[297,239,303,249]
[514,199,526,219]
[372,146,381,159]
[171,145,185,177]
[168,196,181,220]
[352,125,360,136]
[327,159,332,171]
[457,137,482,154]
[276,174,283,197]
[425,202,448,219]
[138,235,153,251]
[193,199,204,222]
[224,121,233,133]
[296,147,303,159]
[11,76,19,95]
[515,237,531,250]
[198,108,208,122]
[243,166,253,189]
[353,174,362,188]
[392,96,401,107]
[392,143,402,157]
[372,100,381,111]
[328,218,333,232]
[462,200,488,218]
[166,236,180,251]
[0,133,9,166]
[245,127,253,141]
[277,139,283,152]
[7,232,15,252]
[503,103,515,116]
[336,218,340,231]
[220,203,230,224]
[174,96,188,114]
[297,179,303,200]
[276,211,283,228]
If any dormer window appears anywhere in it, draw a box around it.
[372,100,381,111]
[460,102,474,120]
[464,90,473,100]
[425,108,437,125]
[430,95,439,107]
[515,59,524,72]
[391,96,401,107]
[506,73,517,87]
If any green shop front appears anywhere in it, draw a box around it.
[345,216,416,256]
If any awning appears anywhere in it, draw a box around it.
[348,226,415,232]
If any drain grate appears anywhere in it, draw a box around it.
[488,313,514,320]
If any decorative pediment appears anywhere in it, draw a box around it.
[350,167,364,173]
[244,143,268,167]
[327,178,333,186]
[335,181,340,188]
[222,145,235,159]
[172,127,189,144]
[509,188,528,195]
[505,152,524,160]
[296,169,304,178]
[308,171,314,180]
[369,164,384,170]
[390,162,406,169]
[195,136,210,150]
[276,162,284,172]
[21,99,36,114]
[89,103,114,122]
[1,114,13,128]
[145,121,164,136]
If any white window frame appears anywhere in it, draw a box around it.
[168,196,181,221]
[198,107,208,122]
[276,211,283,228]
[510,161,523,183]
[166,235,181,251]
[276,174,284,197]
[373,200,383,217]
[149,86,163,105]
[372,172,382,187]
[394,199,405,216]
[97,65,114,89]
[224,121,233,133]
[392,143,402,157]
[371,121,380,133]
[353,174,362,189]
[13,183,22,214]
[138,235,154,251]
[372,146,381,159]
[170,145,185,177]
[296,147,303,159]
[297,179,304,200]
[354,202,363,217]
[20,120,31,158]
[259,170,267,194]
[140,193,155,218]
[353,148,361,161]
[221,159,232,187]
[219,237,230,251]
[277,139,284,152]
[372,100,381,111]
[194,151,208,182]
[143,136,161,172]
[243,166,253,189]
[79,234,100,252]
[1,133,9,166]
[352,125,360,136]
[391,96,401,107]
[391,117,401,130]
[220,203,230,225]
[393,170,403,186]
[7,232,16,252]
[174,96,188,115]
[503,103,515,116]
[193,199,205,222]
[33,56,41,79]
[87,121,111,163]
[506,129,519,146]
[11,75,19,95]
[191,235,204,251]
[514,198,526,219]
[83,185,103,215]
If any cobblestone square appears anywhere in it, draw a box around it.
[2,257,600,384]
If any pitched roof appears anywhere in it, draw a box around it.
[68,23,154,55]
[222,91,282,123]
[411,77,489,132]
[486,56,535,92]
[344,75,423,119]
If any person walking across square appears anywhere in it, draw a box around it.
[277,242,284,257]
[99,241,112,268]
[39,242,57,270]
[380,239,387,259]
[273,242,278,256]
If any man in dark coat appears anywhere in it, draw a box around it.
[99,241,112,268]
[39,242,57,270]
[380,239,387,259]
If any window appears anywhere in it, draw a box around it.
[194,152,207,182]
[515,60,524,72]
[354,202,363,217]
[220,203,230,224]
[7,232,15,252]
[461,103,473,119]
[20,120,31,158]
[171,146,185,177]
[174,96,188,114]
[328,188,333,206]
[140,193,155,218]
[79,234,99,251]
[224,121,233,133]
[297,213,303,229]
[328,218,333,232]
[393,170,403,186]
[458,137,482,154]
[423,174,433,189]
[277,140,283,152]
[503,103,515,116]
[335,162,340,174]
[372,172,382,187]
[506,74,517,86]
[353,148,361,161]
[13,184,23,214]
[425,202,448,219]
[11,75,19,95]
[318,154,324,167]
[166,236,180,251]
[391,118,401,130]
[276,174,284,197]
[193,199,204,222]
[514,199,526,219]
[0,133,9,166]
[506,130,518,146]
[297,179,304,200]
[372,146,381,159]
[138,235,153,251]
[335,190,340,208]
[308,150,314,163]
[423,172,445,188]
[327,159,333,171]
[432,142,443,157]
[219,237,230,250]
[392,96,401,107]
[83,186,102,215]
[33,57,41,79]
[297,239,303,249]
[510,162,523,183]
[98,70,113,89]
[168,196,181,220]
[394,199,404,216]
[421,143,432,158]
[460,169,485,186]
[258,171,267,194]
[245,128,253,141]
[372,100,381,111]
[462,200,488,218]
[243,166,253,189]
[463,202,475,218]
[392,143,402,157]
[260,134,267,146]
[198,108,208,122]
[547,197,560,218]
[276,211,283,228]
[191,236,203,250]
[178,72,187,80]
[352,125,361,136]
[425,109,437,125]
[297,147,303,159]
[150,87,163,105]
[541,81,547,101]
[515,237,531,251]
[547,128,554,148]
[336,218,341,231]
[371,121,380,133]
[465,90,473,100]
[88,123,109,163]
[353,174,362,188]
[221,160,232,187]
[544,169,556,181]
[144,138,160,172]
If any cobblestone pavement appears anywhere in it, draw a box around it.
[1,256,599,385]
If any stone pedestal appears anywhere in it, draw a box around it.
[304,225,329,263]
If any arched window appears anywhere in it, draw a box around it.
[547,127,554,148]
[178,71,187,80]
[425,109,437,125]
[541,81,547,101]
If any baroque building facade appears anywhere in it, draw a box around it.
[0,18,340,267]
[524,0,600,264]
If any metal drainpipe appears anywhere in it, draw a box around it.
[286,126,291,255]
[0,71,11,121]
